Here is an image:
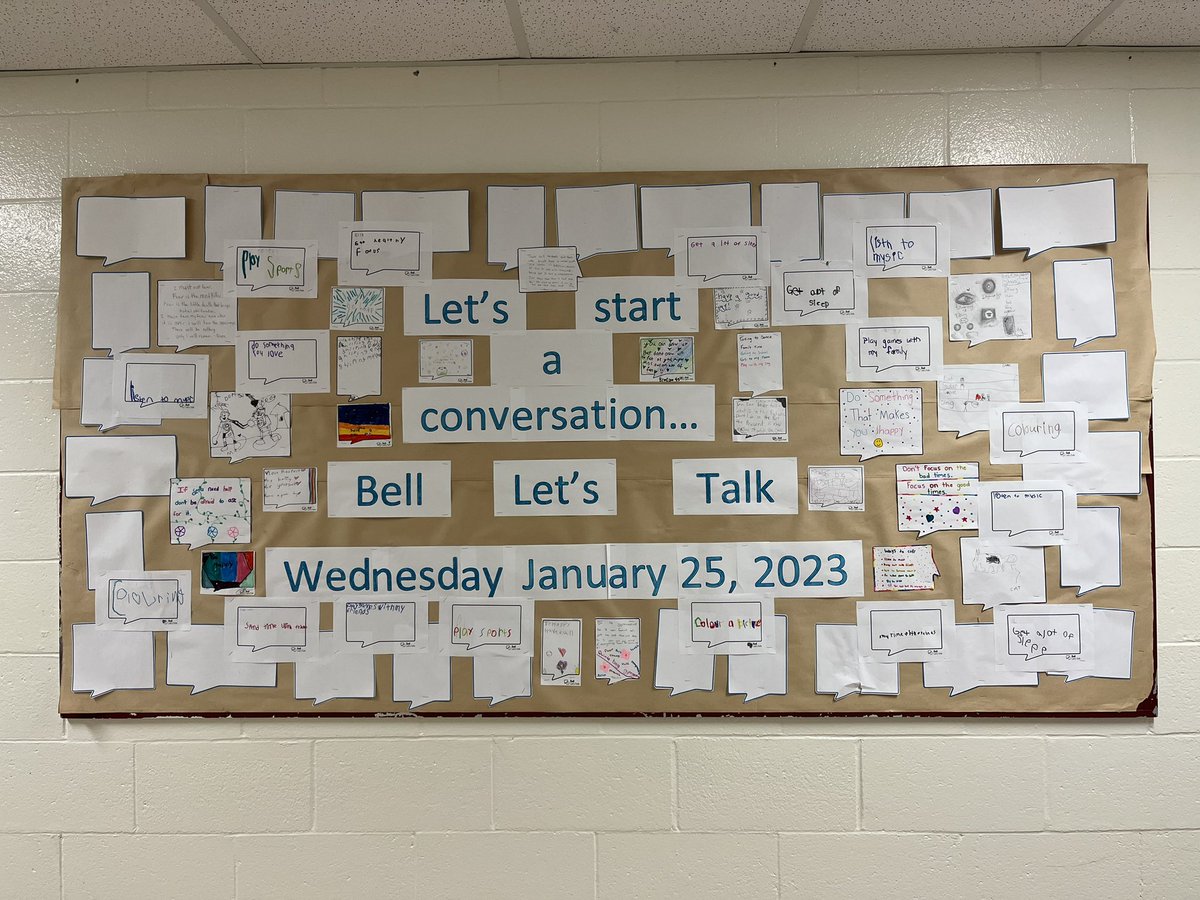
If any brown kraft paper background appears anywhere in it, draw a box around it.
[54,164,1155,717]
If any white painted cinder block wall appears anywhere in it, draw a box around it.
[1,50,1198,898]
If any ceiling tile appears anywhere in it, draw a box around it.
[209,0,518,63]
[0,0,247,70]
[803,0,1110,52]
[1086,1,1200,46]
[519,0,811,57]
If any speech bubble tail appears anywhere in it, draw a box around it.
[669,684,698,696]
[858,451,881,462]
[502,260,518,271]
[186,538,211,550]
[102,255,133,267]
[967,337,988,348]
[833,686,858,701]
[702,273,721,283]
[955,428,983,438]
[1074,583,1106,597]
[916,527,937,538]
[887,649,906,657]
[189,684,213,695]
[90,494,117,507]
[89,685,116,698]
[1025,652,1043,661]
[1063,672,1089,683]
[948,684,978,697]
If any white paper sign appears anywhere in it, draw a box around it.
[223,239,318,298]
[856,599,956,663]
[853,219,949,278]
[989,401,1088,463]
[976,480,1077,547]
[845,317,943,382]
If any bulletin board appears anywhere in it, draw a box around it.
[54,164,1156,718]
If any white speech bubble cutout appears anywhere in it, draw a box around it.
[77,196,185,266]
[237,606,309,652]
[92,271,151,356]
[65,435,177,506]
[690,600,765,648]
[235,244,308,293]
[167,625,277,694]
[865,224,938,272]
[870,607,943,657]
[654,608,715,696]
[71,623,154,698]
[344,600,417,649]
[295,641,376,705]
[728,615,787,702]
[473,655,532,706]
[248,338,319,386]
[392,629,451,709]
[1061,506,1121,596]
[999,178,1116,259]
[1001,410,1077,457]
[687,234,758,282]
[108,576,184,624]
[1008,612,1082,661]
[450,603,523,652]
[350,229,421,277]
[1061,608,1132,683]
[857,325,932,373]
[783,269,855,317]
[990,489,1065,538]
[1053,257,1116,347]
